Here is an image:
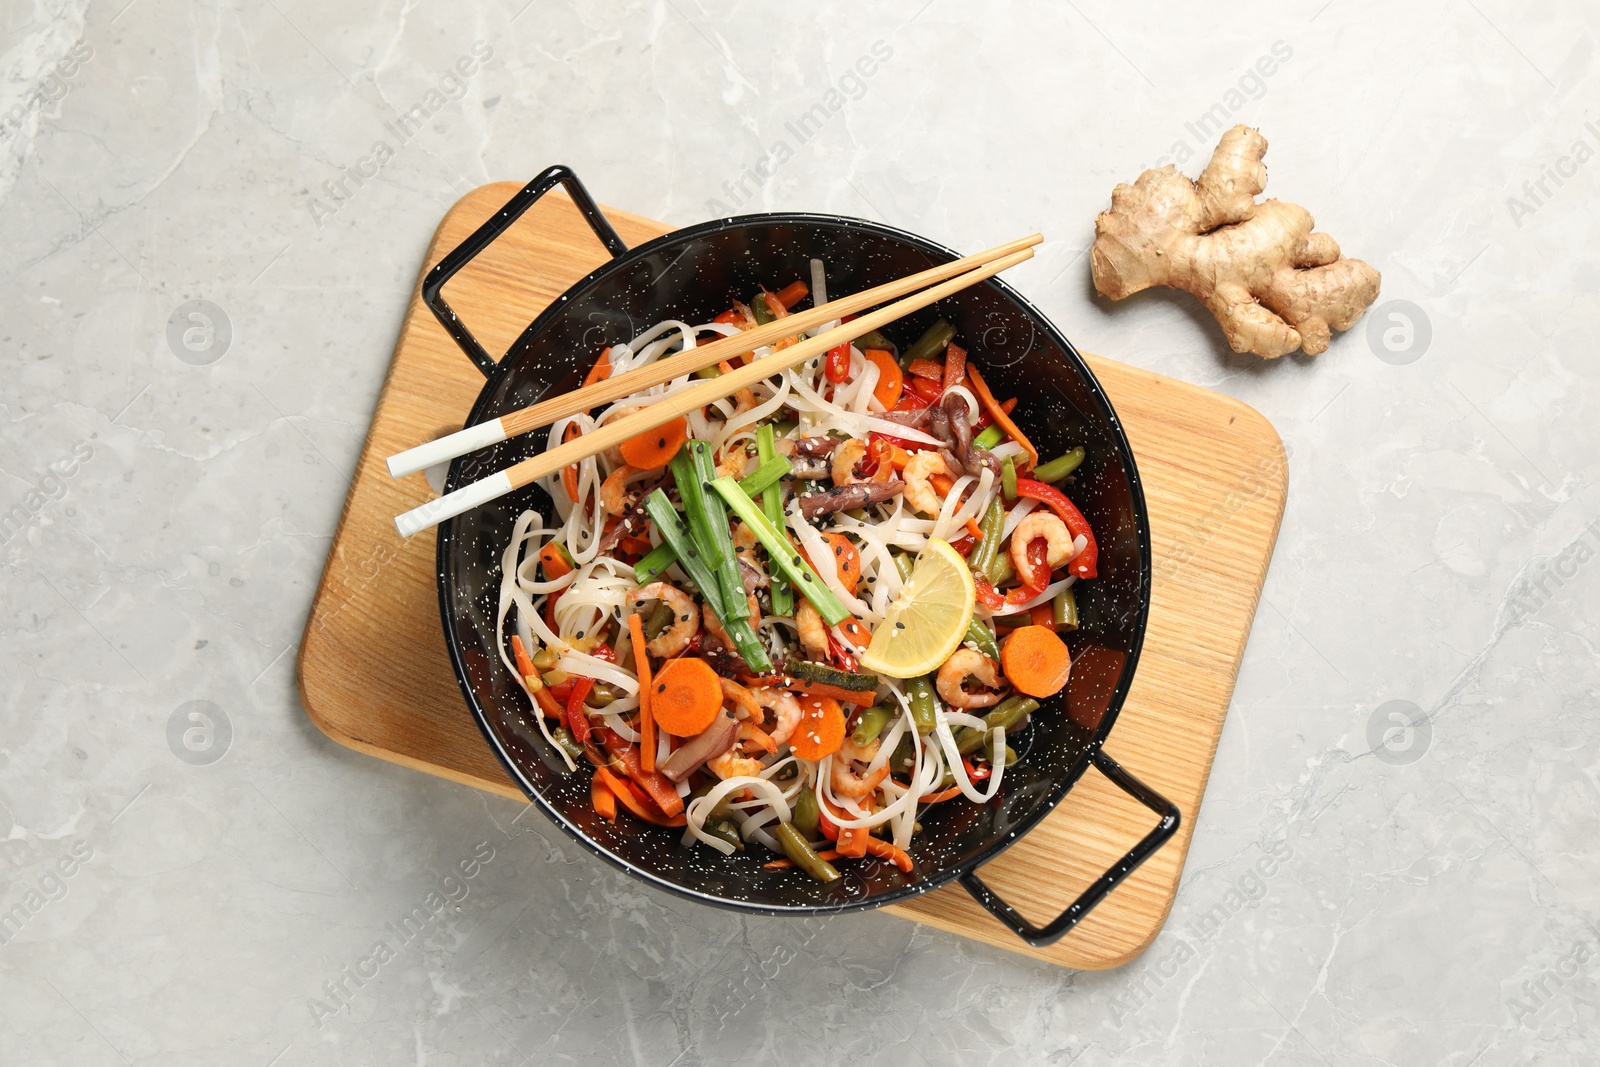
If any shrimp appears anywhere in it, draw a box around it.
[704,593,760,649]
[707,750,765,780]
[628,582,698,657]
[753,687,802,745]
[936,648,1004,709]
[832,755,896,796]
[830,437,891,487]
[796,600,829,659]
[1009,512,1075,587]
[601,464,642,517]
[731,522,759,557]
[716,443,753,480]
[902,450,953,517]
[720,677,764,723]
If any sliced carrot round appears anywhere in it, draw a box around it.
[863,349,903,409]
[619,416,688,470]
[650,656,723,737]
[1000,625,1072,698]
[788,695,845,761]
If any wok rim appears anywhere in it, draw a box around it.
[435,210,1153,916]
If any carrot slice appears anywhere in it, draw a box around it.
[864,349,902,409]
[583,346,613,388]
[619,416,687,470]
[967,365,1038,469]
[788,695,845,761]
[591,776,617,821]
[1000,624,1072,698]
[650,657,723,737]
[628,613,656,773]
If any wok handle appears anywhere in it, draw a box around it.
[957,747,1180,947]
[422,165,630,379]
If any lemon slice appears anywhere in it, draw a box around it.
[859,538,976,679]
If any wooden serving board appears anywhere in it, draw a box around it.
[298,184,1287,970]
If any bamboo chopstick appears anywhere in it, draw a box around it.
[385,233,1043,478]
[393,245,1035,538]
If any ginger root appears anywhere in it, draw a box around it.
[1091,125,1380,359]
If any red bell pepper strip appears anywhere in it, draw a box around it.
[1014,479,1098,579]
[611,742,685,817]
[973,540,1049,609]
[565,677,594,743]
[907,376,943,403]
[825,342,851,384]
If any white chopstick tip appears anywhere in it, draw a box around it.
[386,419,508,479]
[395,470,515,538]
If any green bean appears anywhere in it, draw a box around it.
[954,696,1040,754]
[791,786,821,839]
[907,675,937,735]
[973,424,1005,451]
[889,731,916,775]
[851,706,892,747]
[891,551,915,583]
[1034,446,1086,484]
[854,328,895,352]
[551,727,584,762]
[1052,586,1080,631]
[736,454,792,497]
[706,820,745,851]
[1001,455,1018,502]
[968,498,1006,579]
[964,619,1001,662]
[644,599,676,640]
[775,822,841,882]
[901,319,955,368]
[986,550,1015,588]
[756,425,793,616]
[752,293,775,325]
[1004,745,1019,767]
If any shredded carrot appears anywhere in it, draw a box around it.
[836,826,870,858]
[628,613,656,772]
[619,416,688,470]
[861,836,914,873]
[788,696,845,761]
[906,358,944,381]
[930,472,955,497]
[964,517,985,541]
[650,657,723,737]
[595,767,686,827]
[820,532,861,594]
[510,635,563,718]
[591,776,617,821]
[559,421,582,502]
[539,541,574,580]
[764,849,840,870]
[944,342,967,392]
[1000,624,1072,698]
[864,349,903,409]
[919,785,963,804]
[613,744,684,816]
[967,365,1038,469]
[582,346,613,388]
[771,280,809,311]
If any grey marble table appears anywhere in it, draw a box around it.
[2,1,1596,1064]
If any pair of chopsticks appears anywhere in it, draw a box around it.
[391,234,1041,537]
